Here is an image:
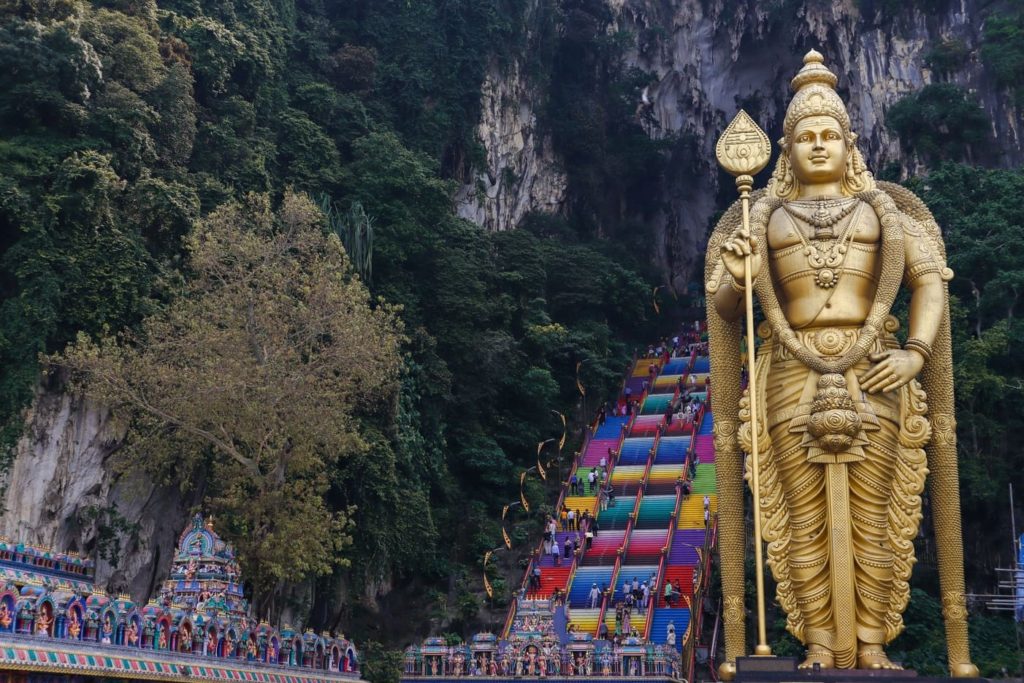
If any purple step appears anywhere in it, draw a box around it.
[669,529,706,564]
[538,531,582,567]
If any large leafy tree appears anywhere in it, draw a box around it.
[55,192,404,613]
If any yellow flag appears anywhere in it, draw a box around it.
[653,285,662,315]
[553,411,567,452]
[575,362,586,397]
[520,471,530,512]
[502,504,510,520]
[502,526,512,550]
[536,441,547,480]
[483,551,494,598]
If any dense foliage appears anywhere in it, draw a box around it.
[57,192,403,613]
[0,0,669,644]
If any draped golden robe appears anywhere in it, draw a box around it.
[742,321,930,668]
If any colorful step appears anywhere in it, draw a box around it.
[624,529,668,564]
[530,566,571,599]
[611,566,659,603]
[635,495,677,529]
[630,415,663,436]
[618,438,655,466]
[691,464,717,494]
[609,466,645,495]
[641,394,673,414]
[595,416,630,440]
[596,497,635,530]
[652,375,683,393]
[568,608,602,633]
[658,566,695,603]
[678,496,717,528]
[568,566,615,607]
[653,437,689,464]
[632,359,660,377]
[647,465,682,494]
[561,496,598,517]
[580,530,626,566]
[605,609,648,635]
[648,607,690,652]
[583,438,620,466]
[662,359,688,374]
[669,529,706,564]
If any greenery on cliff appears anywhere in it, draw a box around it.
[0,0,669,643]
[0,0,1022,677]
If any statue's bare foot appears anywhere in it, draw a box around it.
[798,649,834,670]
[857,646,902,670]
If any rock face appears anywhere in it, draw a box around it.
[455,60,568,231]
[0,384,190,601]
[463,0,1022,285]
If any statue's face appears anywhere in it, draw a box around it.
[788,115,847,185]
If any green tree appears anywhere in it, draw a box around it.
[886,84,990,163]
[55,192,404,613]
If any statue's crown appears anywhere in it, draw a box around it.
[783,50,851,143]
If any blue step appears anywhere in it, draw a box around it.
[618,438,655,466]
[595,416,629,440]
[568,566,614,608]
[692,357,709,373]
[654,436,690,464]
[662,359,688,374]
[611,565,659,603]
[699,415,714,435]
[648,606,690,652]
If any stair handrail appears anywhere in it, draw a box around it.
[687,515,718,683]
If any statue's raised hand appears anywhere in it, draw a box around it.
[858,349,925,394]
[721,227,762,286]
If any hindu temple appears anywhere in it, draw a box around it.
[0,514,361,682]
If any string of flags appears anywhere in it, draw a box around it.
[485,410,570,600]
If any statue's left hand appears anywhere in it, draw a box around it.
[858,350,925,394]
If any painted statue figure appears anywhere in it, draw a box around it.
[706,51,977,676]
[67,610,81,639]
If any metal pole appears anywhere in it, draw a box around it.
[738,182,771,657]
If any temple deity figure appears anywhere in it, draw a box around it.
[0,602,13,630]
[706,51,978,676]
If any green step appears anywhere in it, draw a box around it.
[691,464,717,494]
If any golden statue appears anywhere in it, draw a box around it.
[705,51,978,677]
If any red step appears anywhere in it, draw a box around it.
[527,567,572,599]
[656,566,694,607]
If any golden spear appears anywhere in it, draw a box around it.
[715,110,773,657]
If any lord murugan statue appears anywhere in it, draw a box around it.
[705,51,978,677]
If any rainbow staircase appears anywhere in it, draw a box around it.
[508,347,719,658]
[647,357,716,653]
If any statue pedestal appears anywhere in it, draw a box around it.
[734,658,988,683]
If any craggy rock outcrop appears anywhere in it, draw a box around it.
[0,384,190,601]
[455,60,568,231]
[464,0,1021,286]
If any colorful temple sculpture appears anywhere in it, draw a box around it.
[0,514,361,682]
[402,328,715,681]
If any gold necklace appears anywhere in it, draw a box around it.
[783,201,864,289]
[782,197,860,239]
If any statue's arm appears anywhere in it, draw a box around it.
[713,279,744,322]
[904,230,945,353]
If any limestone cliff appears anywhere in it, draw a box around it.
[463,0,1022,286]
[0,382,190,601]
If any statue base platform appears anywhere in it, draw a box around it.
[734,657,987,683]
